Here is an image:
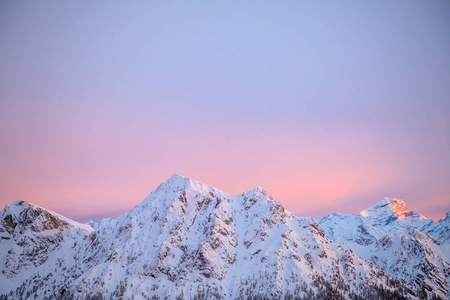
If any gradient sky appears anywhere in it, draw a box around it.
[1,1,449,222]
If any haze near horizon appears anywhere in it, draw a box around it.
[0,1,449,222]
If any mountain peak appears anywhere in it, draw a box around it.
[360,197,408,218]
[162,174,212,191]
[245,186,267,197]
[2,200,94,234]
[168,173,188,181]
[167,173,191,185]
[155,174,206,193]
[2,180,449,299]
[157,175,269,198]
[4,200,35,217]
[360,197,426,223]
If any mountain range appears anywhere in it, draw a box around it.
[0,174,449,299]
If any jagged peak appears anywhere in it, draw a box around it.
[360,197,426,222]
[244,186,267,197]
[360,197,407,218]
[139,174,226,212]
[136,175,278,224]
[2,200,94,233]
[154,174,270,201]
[3,200,37,217]
[156,174,214,193]
[11,200,30,206]
[165,173,193,187]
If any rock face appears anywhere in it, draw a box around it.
[0,176,448,299]
[318,197,450,299]
[0,201,93,281]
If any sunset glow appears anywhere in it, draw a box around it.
[1,1,449,222]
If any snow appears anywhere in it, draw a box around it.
[318,197,450,298]
[2,200,94,233]
[1,176,448,299]
[360,197,427,223]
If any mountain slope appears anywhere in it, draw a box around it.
[1,176,445,299]
[60,176,408,298]
[318,197,450,299]
[0,201,93,293]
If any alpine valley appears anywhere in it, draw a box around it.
[0,175,449,299]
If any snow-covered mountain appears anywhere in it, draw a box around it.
[0,176,448,299]
[318,197,450,299]
[0,201,93,279]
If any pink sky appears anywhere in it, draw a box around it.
[1,113,448,221]
[1,1,449,222]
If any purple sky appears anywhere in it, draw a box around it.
[1,1,449,222]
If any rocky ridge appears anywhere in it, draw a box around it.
[318,197,450,299]
[0,176,448,299]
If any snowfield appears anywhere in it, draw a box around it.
[1,175,449,299]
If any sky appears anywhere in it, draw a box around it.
[0,1,449,222]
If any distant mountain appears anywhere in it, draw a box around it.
[0,175,448,299]
[318,197,450,298]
